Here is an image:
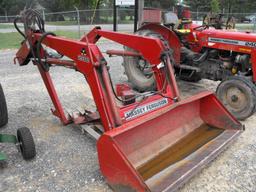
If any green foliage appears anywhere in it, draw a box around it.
[0,0,106,14]
[185,0,211,11]
[1,0,256,16]
[145,0,177,9]
[0,0,26,15]
[38,0,77,12]
[185,0,256,13]
[38,0,104,12]
[211,0,220,13]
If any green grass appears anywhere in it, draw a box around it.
[0,24,14,29]
[55,31,80,39]
[0,31,79,50]
[0,32,23,49]
[46,21,78,26]
[236,23,254,31]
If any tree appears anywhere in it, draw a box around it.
[0,0,30,21]
[145,0,177,9]
[185,0,211,12]
[211,0,220,13]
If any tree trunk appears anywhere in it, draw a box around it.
[95,0,102,24]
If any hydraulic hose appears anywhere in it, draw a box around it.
[193,50,209,63]
[14,17,25,38]
[36,32,56,72]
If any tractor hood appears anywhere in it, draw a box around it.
[195,29,256,53]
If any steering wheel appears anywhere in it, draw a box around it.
[193,25,209,31]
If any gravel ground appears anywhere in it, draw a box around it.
[0,41,255,192]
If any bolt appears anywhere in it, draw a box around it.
[231,95,238,102]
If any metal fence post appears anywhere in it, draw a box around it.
[74,6,81,38]
[196,8,198,20]
[4,10,8,22]
[113,0,117,31]
[42,9,46,21]
[134,0,138,32]
[253,18,256,32]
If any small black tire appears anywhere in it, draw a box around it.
[17,127,36,160]
[0,83,8,128]
[216,76,256,120]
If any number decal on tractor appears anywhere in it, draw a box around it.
[245,42,256,48]
[209,37,256,48]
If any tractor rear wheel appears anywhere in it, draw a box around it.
[216,76,256,120]
[123,30,171,92]
[17,127,36,160]
[0,83,8,128]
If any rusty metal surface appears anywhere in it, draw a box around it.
[137,124,224,180]
[146,129,242,192]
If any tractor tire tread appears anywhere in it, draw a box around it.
[0,83,8,128]
[123,30,171,92]
[216,76,256,120]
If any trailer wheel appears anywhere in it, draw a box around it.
[123,30,171,92]
[216,76,256,120]
[0,83,8,128]
[17,127,36,160]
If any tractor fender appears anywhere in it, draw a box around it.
[139,23,181,64]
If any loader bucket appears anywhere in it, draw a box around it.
[97,91,243,192]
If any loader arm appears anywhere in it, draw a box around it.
[15,27,180,131]
[13,10,243,192]
[82,27,165,65]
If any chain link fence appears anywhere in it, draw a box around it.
[191,11,256,23]
[43,9,135,25]
[1,9,256,38]
[0,8,136,37]
[191,11,256,32]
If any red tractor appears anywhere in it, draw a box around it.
[123,10,256,120]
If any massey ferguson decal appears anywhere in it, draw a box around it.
[208,37,256,48]
[124,98,168,120]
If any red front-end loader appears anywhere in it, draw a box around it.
[13,10,243,191]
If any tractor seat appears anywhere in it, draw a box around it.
[163,12,191,36]
[163,11,179,30]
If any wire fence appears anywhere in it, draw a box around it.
[1,9,256,23]
[190,12,256,23]
[0,8,256,38]
[0,8,135,24]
